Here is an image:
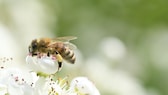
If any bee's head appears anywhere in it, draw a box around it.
[29,39,38,56]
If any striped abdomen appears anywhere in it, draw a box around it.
[54,42,75,64]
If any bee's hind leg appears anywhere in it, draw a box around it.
[55,51,63,71]
[58,61,62,71]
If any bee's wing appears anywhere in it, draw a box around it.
[52,36,77,42]
[64,42,77,50]
[48,42,77,50]
[48,36,77,49]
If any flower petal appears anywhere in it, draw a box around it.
[26,55,59,74]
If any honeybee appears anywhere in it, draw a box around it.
[28,36,77,70]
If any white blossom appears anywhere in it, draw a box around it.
[0,58,100,95]
[70,77,100,95]
[0,68,35,95]
[26,55,59,74]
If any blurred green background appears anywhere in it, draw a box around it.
[1,0,168,95]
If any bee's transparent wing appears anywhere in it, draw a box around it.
[49,42,77,50]
[52,36,77,42]
[64,42,77,50]
[49,36,77,49]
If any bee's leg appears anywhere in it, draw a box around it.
[47,49,52,57]
[55,51,63,71]
[58,61,62,71]
[32,53,37,56]
[47,52,50,57]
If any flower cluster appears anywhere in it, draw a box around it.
[0,56,100,95]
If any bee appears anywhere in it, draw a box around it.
[28,36,77,70]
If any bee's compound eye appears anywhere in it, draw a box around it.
[32,43,37,49]
[31,40,38,49]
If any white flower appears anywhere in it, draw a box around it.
[33,76,100,95]
[34,77,75,95]
[26,55,59,74]
[70,77,100,95]
[0,62,100,95]
[0,68,35,95]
